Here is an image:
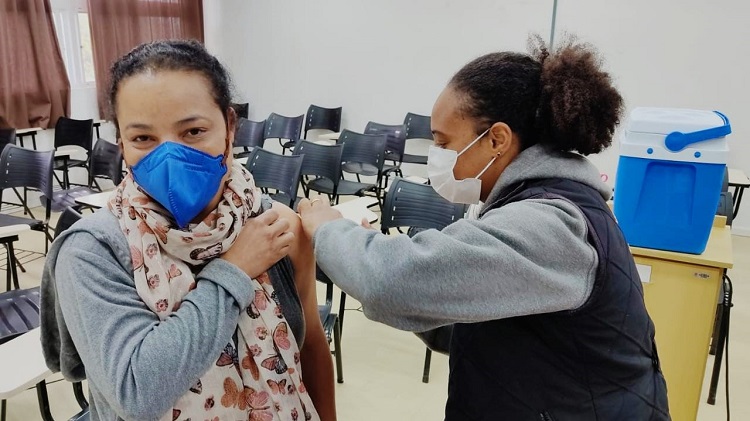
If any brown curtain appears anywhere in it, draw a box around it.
[0,0,71,129]
[88,0,204,118]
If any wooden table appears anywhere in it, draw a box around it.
[16,127,43,149]
[728,168,749,219]
[630,217,733,421]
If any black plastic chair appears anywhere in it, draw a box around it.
[231,102,249,119]
[44,139,123,213]
[0,129,16,152]
[293,141,344,205]
[380,178,466,383]
[0,287,41,343]
[304,105,342,139]
[316,269,344,384]
[335,130,387,204]
[265,112,303,155]
[233,118,266,159]
[53,117,94,189]
[0,145,54,257]
[245,148,303,208]
[401,112,433,165]
[363,122,407,189]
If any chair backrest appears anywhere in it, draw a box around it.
[231,102,249,119]
[292,141,343,188]
[404,112,433,140]
[234,118,266,150]
[381,178,466,233]
[54,117,94,151]
[245,148,304,207]
[305,104,342,138]
[264,112,304,141]
[364,122,407,160]
[0,128,16,152]
[0,145,54,200]
[0,287,41,343]
[338,130,388,175]
[89,139,124,186]
[54,206,83,238]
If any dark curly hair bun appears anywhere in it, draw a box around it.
[533,35,624,155]
[450,34,623,156]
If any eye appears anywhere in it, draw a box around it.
[131,135,152,143]
[185,127,207,138]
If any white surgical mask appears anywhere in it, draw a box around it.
[427,128,497,205]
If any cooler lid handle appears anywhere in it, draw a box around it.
[664,111,731,152]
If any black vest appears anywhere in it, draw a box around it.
[445,178,670,421]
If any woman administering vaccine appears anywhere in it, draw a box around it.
[299,39,670,420]
[42,40,335,421]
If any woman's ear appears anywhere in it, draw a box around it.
[226,107,237,145]
[488,122,513,155]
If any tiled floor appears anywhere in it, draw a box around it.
[2,205,748,421]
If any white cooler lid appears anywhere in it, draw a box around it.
[620,107,731,164]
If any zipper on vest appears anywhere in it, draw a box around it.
[539,411,554,421]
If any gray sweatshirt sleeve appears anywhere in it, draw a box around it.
[53,231,254,421]
[313,198,598,332]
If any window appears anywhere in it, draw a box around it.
[77,13,95,83]
[51,9,95,86]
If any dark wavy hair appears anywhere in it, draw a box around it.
[449,35,624,156]
[108,40,233,137]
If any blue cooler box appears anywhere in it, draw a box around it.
[614,108,731,254]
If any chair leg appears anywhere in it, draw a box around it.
[334,317,344,384]
[1,399,6,421]
[35,381,55,421]
[6,241,19,290]
[5,243,10,292]
[73,381,88,409]
[338,291,347,333]
[422,348,433,383]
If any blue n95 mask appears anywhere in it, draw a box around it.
[131,142,227,229]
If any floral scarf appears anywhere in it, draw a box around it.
[108,163,319,421]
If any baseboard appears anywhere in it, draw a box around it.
[732,225,750,237]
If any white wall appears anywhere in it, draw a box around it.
[555,0,750,233]
[207,0,750,233]
[207,0,552,176]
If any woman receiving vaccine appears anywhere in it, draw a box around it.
[42,40,335,421]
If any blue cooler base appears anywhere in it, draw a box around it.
[614,156,725,254]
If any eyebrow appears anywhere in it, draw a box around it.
[123,115,208,131]
[175,115,208,126]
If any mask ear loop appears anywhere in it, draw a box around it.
[457,128,491,157]
[475,156,497,179]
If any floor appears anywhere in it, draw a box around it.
[2,201,748,421]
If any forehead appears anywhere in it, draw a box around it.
[115,70,218,120]
[432,87,474,134]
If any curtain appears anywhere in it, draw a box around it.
[88,0,204,119]
[0,0,71,129]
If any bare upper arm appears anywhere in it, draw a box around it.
[271,202,319,324]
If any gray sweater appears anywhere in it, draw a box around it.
[40,209,303,421]
[313,144,612,332]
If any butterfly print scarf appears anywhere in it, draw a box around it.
[108,162,319,421]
